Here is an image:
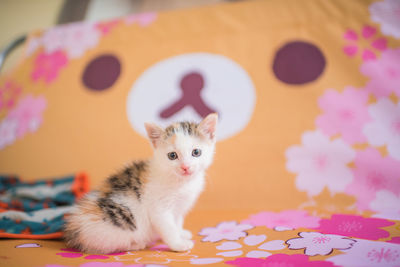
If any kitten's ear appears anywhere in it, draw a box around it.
[198,113,218,141]
[144,123,163,148]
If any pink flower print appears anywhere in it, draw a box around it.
[345,148,400,211]
[226,254,341,267]
[198,221,254,242]
[56,248,127,260]
[343,25,387,61]
[96,19,120,36]
[0,81,22,113]
[327,239,400,267]
[125,12,157,26]
[316,87,370,144]
[388,237,400,244]
[370,0,400,39]
[242,210,320,230]
[363,98,400,160]
[0,117,18,149]
[361,48,400,98]
[42,21,100,59]
[286,232,356,256]
[285,130,355,196]
[47,263,143,267]
[7,94,47,138]
[315,214,394,240]
[31,51,68,84]
[370,190,400,221]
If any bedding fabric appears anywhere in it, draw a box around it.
[0,0,399,266]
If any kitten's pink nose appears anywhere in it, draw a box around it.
[181,164,190,172]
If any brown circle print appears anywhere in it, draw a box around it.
[273,41,326,85]
[82,54,121,91]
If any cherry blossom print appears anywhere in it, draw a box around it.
[25,36,42,57]
[286,232,356,256]
[345,148,400,211]
[42,21,100,59]
[198,221,254,242]
[216,242,242,250]
[226,254,341,267]
[47,263,144,267]
[327,239,400,267]
[211,235,286,259]
[57,248,127,260]
[190,258,224,264]
[31,51,68,84]
[316,87,370,144]
[388,237,400,244]
[363,98,400,160]
[0,81,22,114]
[96,19,120,36]
[315,214,394,240]
[114,249,197,265]
[369,0,400,39]
[285,130,355,196]
[125,12,157,26]
[243,235,267,246]
[242,210,320,229]
[361,48,400,98]
[0,117,18,149]
[15,243,41,248]
[343,25,387,61]
[370,190,400,220]
[7,94,47,139]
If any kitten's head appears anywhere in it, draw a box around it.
[145,113,218,179]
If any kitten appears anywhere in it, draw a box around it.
[64,113,218,254]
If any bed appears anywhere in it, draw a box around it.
[1,0,399,266]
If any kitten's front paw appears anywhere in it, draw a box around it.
[169,239,194,252]
[181,229,193,240]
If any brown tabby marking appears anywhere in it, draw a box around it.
[164,122,200,139]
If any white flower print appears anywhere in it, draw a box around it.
[42,21,100,59]
[327,239,400,267]
[0,117,18,149]
[198,221,253,242]
[213,234,286,259]
[286,232,356,256]
[369,0,400,39]
[285,130,355,196]
[370,190,400,220]
[363,98,400,160]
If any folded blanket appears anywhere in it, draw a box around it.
[0,172,89,239]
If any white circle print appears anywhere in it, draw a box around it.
[126,53,256,141]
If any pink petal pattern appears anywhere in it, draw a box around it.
[226,254,341,267]
[316,87,370,144]
[314,214,394,240]
[371,38,388,51]
[345,148,400,211]
[343,45,358,57]
[362,25,377,39]
[362,49,377,61]
[242,210,320,229]
[343,29,358,41]
[199,221,254,242]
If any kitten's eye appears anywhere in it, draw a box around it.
[192,149,202,157]
[167,152,178,160]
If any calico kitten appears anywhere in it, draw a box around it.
[64,113,218,254]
